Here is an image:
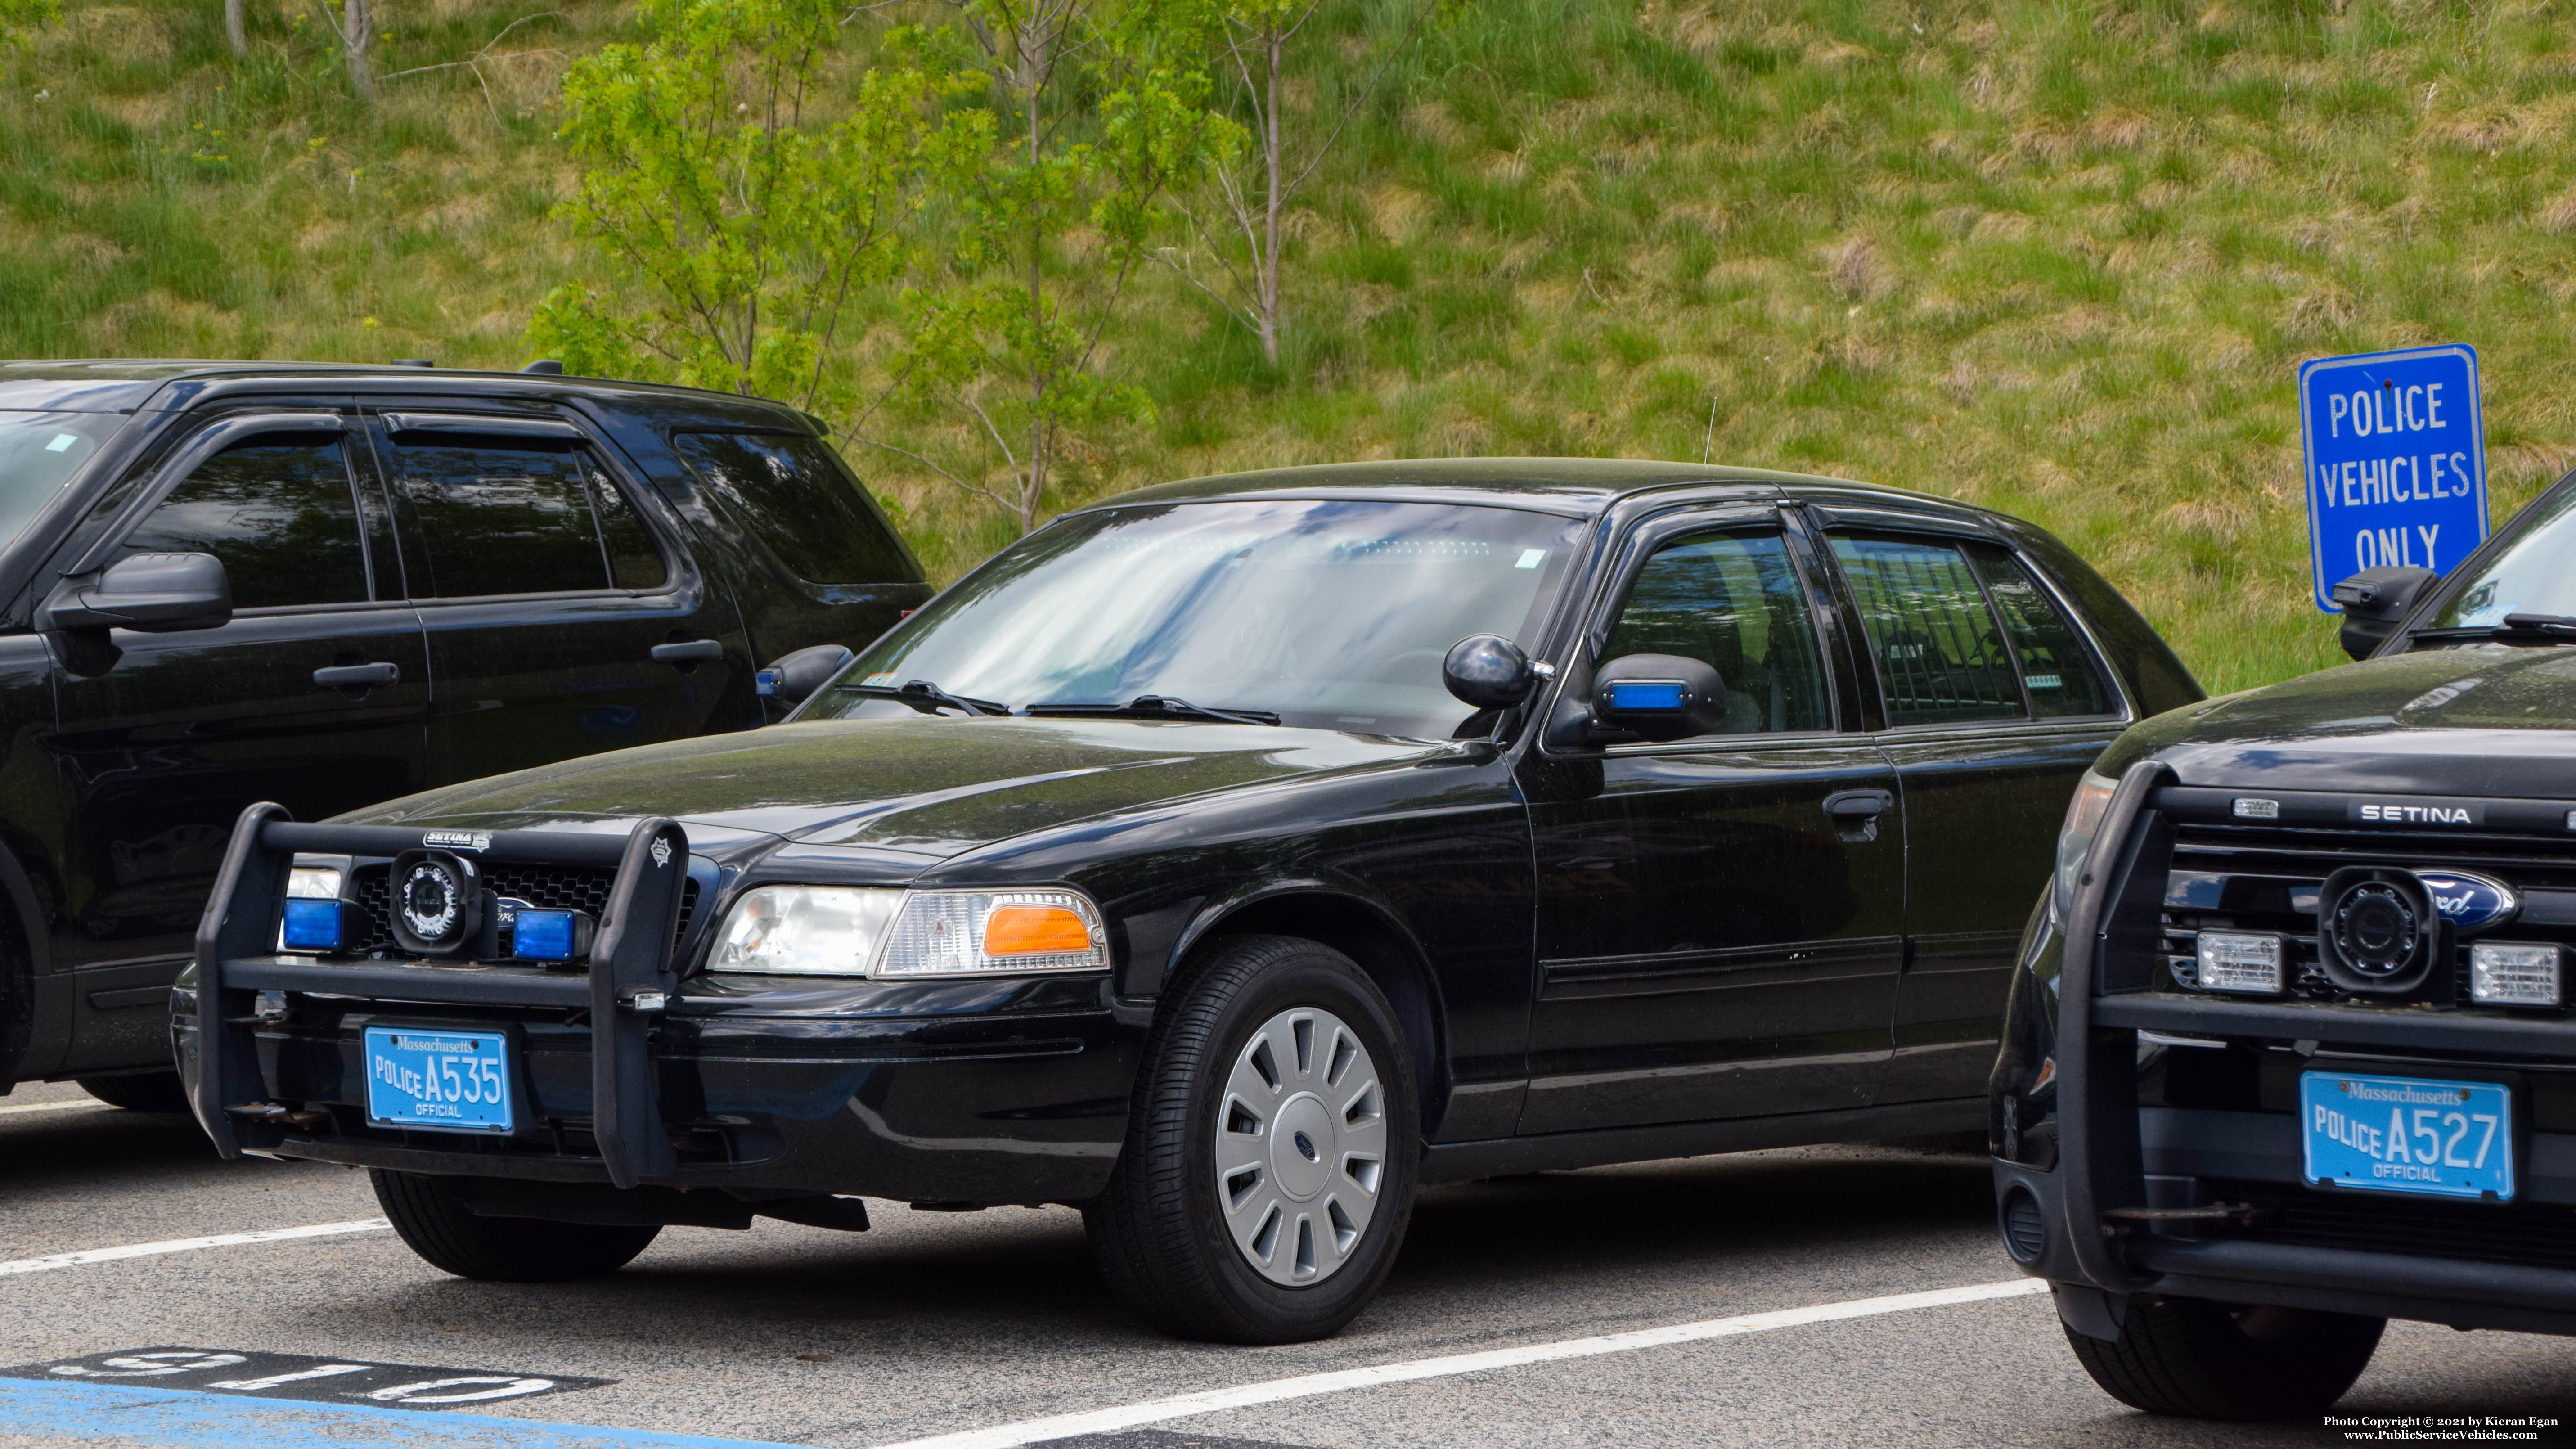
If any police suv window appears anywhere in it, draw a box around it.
[114,433,370,610]
[387,437,629,598]
[589,469,666,590]
[1829,535,2024,727]
[1965,544,2115,718]
[1602,529,1831,735]
[670,432,917,584]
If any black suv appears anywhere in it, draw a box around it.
[1996,468,2576,1419]
[175,459,2195,1342]
[0,361,926,1106]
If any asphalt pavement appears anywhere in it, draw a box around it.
[3,1076,2572,1449]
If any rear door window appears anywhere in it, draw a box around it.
[1829,535,2026,727]
[670,432,918,584]
[114,433,371,610]
[1600,528,1833,736]
[382,436,632,598]
[1965,544,2117,718]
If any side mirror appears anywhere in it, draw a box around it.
[757,643,855,714]
[1591,653,1727,742]
[2331,565,2438,662]
[39,552,233,634]
[1443,634,1544,709]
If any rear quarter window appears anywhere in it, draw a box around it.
[669,432,921,586]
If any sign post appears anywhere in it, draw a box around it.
[2298,345,2486,612]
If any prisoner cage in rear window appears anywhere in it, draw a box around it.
[1830,534,2027,727]
[669,432,920,586]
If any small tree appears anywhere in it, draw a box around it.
[530,0,935,410]
[893,0,1230,534]
[1170,0,1430,365]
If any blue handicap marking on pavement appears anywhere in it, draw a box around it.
[0,1375,818,1449]
[2300,344,2487,612]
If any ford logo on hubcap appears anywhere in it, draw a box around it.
[1293,1131,1318,1161]
[2414,869,2520,934]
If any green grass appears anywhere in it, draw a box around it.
[11,0,2576,694]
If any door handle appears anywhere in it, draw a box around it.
[313,662,400,688]
[650,640,725,664]
[1822,788,1893,842]
[1822,789,1892,819]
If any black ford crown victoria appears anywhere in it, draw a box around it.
[1995,468,2576,1418]
[176,459,2195,1343]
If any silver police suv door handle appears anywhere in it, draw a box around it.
[650,640,724,664]
[312,662,399,689]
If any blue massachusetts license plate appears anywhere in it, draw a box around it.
[2302,1071,2513,1202]
[363,1026,514,1134]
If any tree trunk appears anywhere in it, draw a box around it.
[342,0,375,103]
[1258,26,1283,367]
[223,0,246,58]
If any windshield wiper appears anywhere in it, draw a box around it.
[843,678,1012,717]
[2409,612,2576,642]
[1025,695,1280,726]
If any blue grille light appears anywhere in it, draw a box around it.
[1606,680,1686,711]
[513,909,580,960]
[282,898,346,951]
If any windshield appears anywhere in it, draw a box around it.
[0,412,125,550]
[809,499,1587,738]
[2420,482,2576,633]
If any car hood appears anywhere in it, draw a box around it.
[346,716,1454,860]
[2105,646,2576,797]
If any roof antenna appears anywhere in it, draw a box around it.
[1702,396,1718,464]
[523,360,566,375]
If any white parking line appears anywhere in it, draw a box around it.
[874,1277,2051,1449]
[0,1219,391,1278]
[0,1098,108,1116]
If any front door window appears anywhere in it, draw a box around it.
[1601,530,1832,736]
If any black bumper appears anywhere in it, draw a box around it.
[1993,762,2576,1337]
[180,807,1139,1204]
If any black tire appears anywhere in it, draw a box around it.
[1086,934,1419,1344]
[78,1071,190,1112]
[370,1169,660,1282]
[2065,1293,2385,1420]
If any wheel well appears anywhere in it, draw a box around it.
[1180,893,1451,1137]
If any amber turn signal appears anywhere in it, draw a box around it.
[983,904,1094,956]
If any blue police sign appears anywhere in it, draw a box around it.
[2300,345,2486,612]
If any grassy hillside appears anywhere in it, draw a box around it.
[9,0,2576,694]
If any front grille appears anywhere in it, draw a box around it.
[351,864,698,960]
[2203,1177,2576,1273]
[2158,824,2576,1011]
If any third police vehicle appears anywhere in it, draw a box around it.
[1996,467,2576,1417]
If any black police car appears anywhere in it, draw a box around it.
[1995,469,2576,1419]
[0,360,925,1110]
[174,458,2195,1343]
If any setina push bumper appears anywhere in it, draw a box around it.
[1994,761,2576,1340]
[176,803,1138,1226]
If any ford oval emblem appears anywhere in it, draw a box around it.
[2414,870,2520,934]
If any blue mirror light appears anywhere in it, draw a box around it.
[1605,680,1686,711]
[281,898,347,951]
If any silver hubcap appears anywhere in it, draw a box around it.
[1215,1005,1387,1286]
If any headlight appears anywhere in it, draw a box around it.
[706,886,1109,979]
[709,886,904,976]
[2051,769,2118,918]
